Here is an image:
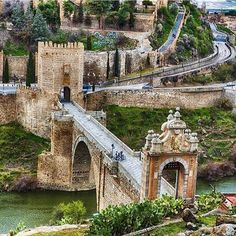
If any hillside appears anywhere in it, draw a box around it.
[106,105,236,181]
[0,123,50,191]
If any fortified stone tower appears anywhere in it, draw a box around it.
[141,108,199,202]
[0,0,3,15]
[37,41,84,102]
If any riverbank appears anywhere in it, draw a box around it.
[0,123,49,192]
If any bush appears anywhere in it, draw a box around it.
[52,200,86,224]
[215,97,233,110]
[195,192,223,213]
[12,175,37,192]
[88,195,183,235]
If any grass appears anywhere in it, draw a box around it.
[217,23,234,36]
[0,123,50,189]
[183,62,236,85]
[106,106,236,166]
[3,41,28,56]
[174,1,213,61]
[32,229,86,236]
[199,216,217,226]
[150,222,186,236]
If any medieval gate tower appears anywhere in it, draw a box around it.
[37,41,84,102]
[141,108,199,202]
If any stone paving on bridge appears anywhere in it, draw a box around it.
[63,102,142,188]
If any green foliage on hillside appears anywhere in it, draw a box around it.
[173,1,213,62]
[183,62,236,85]
[0,123,49,190]
[88,195,183,236]
[150,4,178,49]
[106,106,236,166]
[3,41,28,56]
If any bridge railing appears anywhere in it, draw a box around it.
[160,177,176,197]
[72,101,137,158]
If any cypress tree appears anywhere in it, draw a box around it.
[86,34,92,50]
[84,14,92,26]
[106,52,110,80]
[26,51,35,87]
[129,12,135,29]
[114,48,120,78]
[3,58,9,84]
[78,0,84,23]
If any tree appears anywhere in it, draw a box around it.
[31,10,50,42]
[26,51,35,87]
[86,0,112,29]
[38,0,60,31]
[117,3,129,29]
[11,3,25,34]
[142,0,152,9]
[114,48,119,78]
[22,6,34,43]
[73,1,84,24]
[52,200,86,224]
[84,14,92,26]
[106,52,110,80]
[3,58,9,84]
[86,34,92,50]
[63,0,75,19]
[129,11,135,29]
[112,0,120,11]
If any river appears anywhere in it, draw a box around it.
[0,190,96,234]
[0,176,236,234]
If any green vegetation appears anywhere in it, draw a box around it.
[114,48,120,77]
[2,58,9,83]
[106,106,236,166]
[217,24,234,35]
[32,229,86,236]
[183,62,236,85]
[150,4,178,49]
[51,200,86,225]
[26,51,36,87]
[0,123,49,190]
[196,192,223,213]
[199,216,217,226]
[88,195,183,236]
[150,222,186,236]
[173,1,213,62]
[3,41,28,56]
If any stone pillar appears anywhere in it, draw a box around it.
[50,112,74,186]
[140,153,151,201]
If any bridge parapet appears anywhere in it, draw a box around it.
[72,101,137,158]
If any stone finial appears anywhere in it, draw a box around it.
[174,107,181,120]
[184,129,192,140]
[150,134,162,154]
[167,110,174,121]
[189,133,199,152]
[144,130,154,150]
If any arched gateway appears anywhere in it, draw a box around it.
[141,108,199,202]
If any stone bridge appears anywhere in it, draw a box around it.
[37,101,199,210]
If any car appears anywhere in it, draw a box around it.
[142,84,153,89]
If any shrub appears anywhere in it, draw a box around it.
[52,200,86,224]
[12,175,37,192]
[215,97,233,110]
[88,195,183,235]
[195,192,223,213]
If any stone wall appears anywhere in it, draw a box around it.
[16,88,59,138]
[0,94,16,124]
[0,51,3,81]
[86,88,224,110]
[7,55,28,79]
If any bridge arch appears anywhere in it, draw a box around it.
[72,136,95,189]
[158,158,189,199]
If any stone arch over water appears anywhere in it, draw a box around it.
[72,137,95,189]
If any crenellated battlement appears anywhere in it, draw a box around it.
[38,41,84,50]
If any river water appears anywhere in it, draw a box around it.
[0,176,236,233]
[0,190,96,234]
